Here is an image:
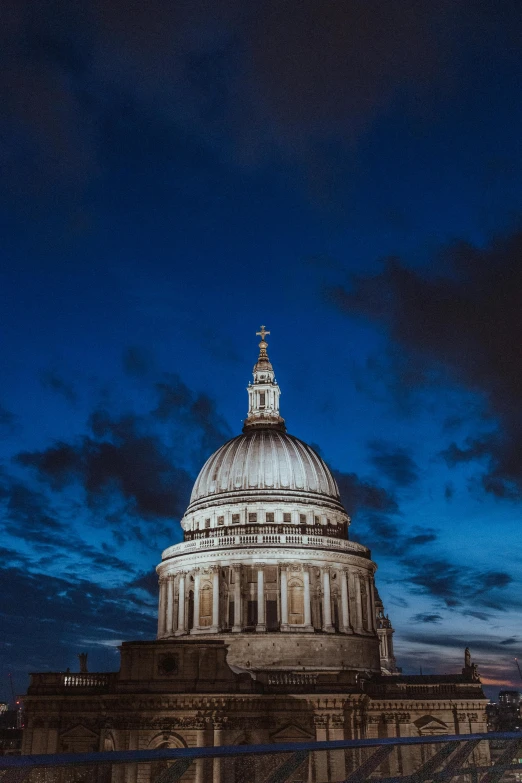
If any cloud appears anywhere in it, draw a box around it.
[3,0,521,225]
[334,468,436,557]
[122,346,155,377]
[0,404,17,433]
[40,370,77,404]
[334,470,398,517]
[329,227,522,499]
[368,440,419,487]
[0,563,156,694]
[402,556,514,609]
[16,372,231,552]
[17,392,202,523]
[411,613,443,624]
[0,470,65,546]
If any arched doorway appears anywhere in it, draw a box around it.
[148,733,187,782]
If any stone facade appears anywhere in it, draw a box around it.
[22,330,489,780]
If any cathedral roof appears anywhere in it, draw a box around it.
[189,428,341,507]
[184,327,346,516]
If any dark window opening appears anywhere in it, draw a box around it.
[283,513,291,523]
[248,512,257,523]
[188,591,194,630]
[232,514,240,524]
[228,601,234,628]
[247,600,258,626]
[259,392,265,407]
[266,600,278,630]
[217,516,224,526]
[266,512,274,523]
[300,514,307,524]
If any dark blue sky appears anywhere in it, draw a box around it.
[1,0,522,701]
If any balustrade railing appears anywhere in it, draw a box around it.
[163,533,368,560]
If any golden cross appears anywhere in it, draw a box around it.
[256,325,270,341]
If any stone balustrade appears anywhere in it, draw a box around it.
[28,672,116,694]
[162,533,368,561]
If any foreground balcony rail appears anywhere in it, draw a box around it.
[2,731,522,783]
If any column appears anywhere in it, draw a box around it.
[192,570,201,632]
[211,567,220,632]
[313,715,329,782]
[256,564,266,632]
[369,575,377,632]
[322,567,334,632]
[195,721,206,783]
[175,572,186,635]
[213,718,226,783]
[365,575,373,632]
[166,576,174,635]
[303,566,312,630]
[232,565,242,632]
[280,564,289,630]
[157,578,167,637]
[340,569,351,633]
[354,572,364,632]
[329,714,346,780]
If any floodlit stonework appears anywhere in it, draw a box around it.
[22,328,489,781]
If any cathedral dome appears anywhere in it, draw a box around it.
[189,428,340,508]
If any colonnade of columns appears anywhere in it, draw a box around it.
[158,563,377,637]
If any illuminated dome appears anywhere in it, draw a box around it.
[188,429,341,508]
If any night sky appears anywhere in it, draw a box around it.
[1,1,522,703]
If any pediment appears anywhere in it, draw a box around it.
[270,723,313,742]
[414,715,449,734]
[61,724,99,739]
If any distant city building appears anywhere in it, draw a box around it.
[487,691,522,732]
[22,330,489,780]
[0,707,23,756]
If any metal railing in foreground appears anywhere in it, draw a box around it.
[0,731,521,783]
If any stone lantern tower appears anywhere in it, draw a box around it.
[156,328,381,678]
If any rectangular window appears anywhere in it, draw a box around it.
[300,514,307,524]
[217,516,224,526]
[314,516,320,525]
[283,512,291,523]
[205,518,210,528]
[266,512,274,523]
[248,512,257,523]
[228,601,234,627]
[232,514,240,524]
[259,392,265,407]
